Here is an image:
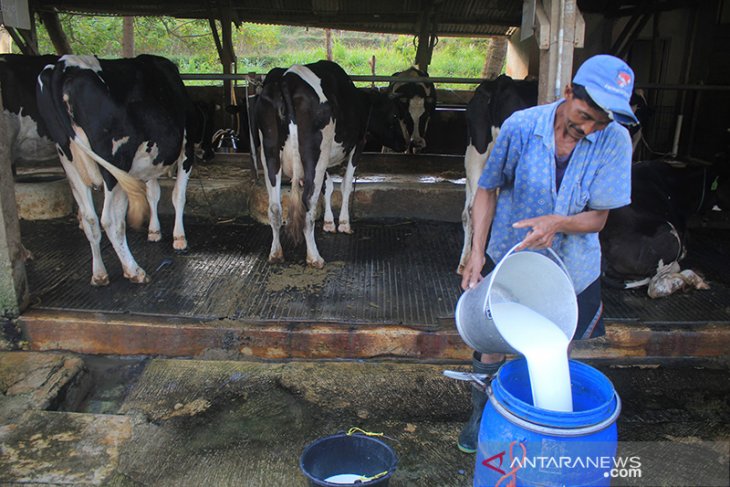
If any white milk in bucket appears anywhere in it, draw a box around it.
[455,245,578,412]
[491,302,573,412]
[325,474,367,484]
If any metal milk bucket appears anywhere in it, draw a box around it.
[455,245,578,354]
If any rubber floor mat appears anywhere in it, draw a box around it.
[20,217,730,327]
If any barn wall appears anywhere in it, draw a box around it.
[579,2,729,162]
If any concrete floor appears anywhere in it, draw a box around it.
[6,154,730,486]
[0,352,728,486]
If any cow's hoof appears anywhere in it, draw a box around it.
[268,253,284,264]
[126,271,150,284]
[148,230,162,242]
[337,222,352,234]
[307,258,325,269]
[173,236,188,251]
[90,274,110,287]
[323,221,337,233]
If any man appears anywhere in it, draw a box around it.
[457,54,637,453]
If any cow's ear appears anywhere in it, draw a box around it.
[388,92,399,100]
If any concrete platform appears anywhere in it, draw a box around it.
[9,153,730,366]
[0,351,728,486]
[14,215,730,363]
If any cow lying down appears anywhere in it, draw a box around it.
[600,159,717,298]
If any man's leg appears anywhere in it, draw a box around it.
[457,351,504,453]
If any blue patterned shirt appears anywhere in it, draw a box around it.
[478,100,632,293]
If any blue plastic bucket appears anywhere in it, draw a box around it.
[474,359,621,487]
[300,433,398,486]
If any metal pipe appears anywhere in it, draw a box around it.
[179,74,730,92]
[671,114,683,157]
[555,0,565,100]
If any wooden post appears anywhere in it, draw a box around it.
[325,28,333,60]
[38,11,73,54]
[122,17,134,58]
[218,11,236,114]
[532,0,583,104]
[0,83,29,319]
[482,37,508,79]
[415,5,437,71]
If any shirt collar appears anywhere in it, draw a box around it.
[535,98,602,147]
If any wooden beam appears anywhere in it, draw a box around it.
[122,16,134,57]
[38,11,72,54]
[6,27,37,55]
[538,0,581,104]
[414,4,437,71]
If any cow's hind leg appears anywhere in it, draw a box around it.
[146,178,162,242]
[337,152,357,234]
[101,185,149,283]
[304,179,325,268]
[459,143,488,274]
[61,157,109,286]
[171,159,191,251]
[302,125,333,269]
[267,172,284,264]
[322,172,336,233]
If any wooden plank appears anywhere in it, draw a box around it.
[17,309,730,362]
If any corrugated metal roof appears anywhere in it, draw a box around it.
[33,0,524,37]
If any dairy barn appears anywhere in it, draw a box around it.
[0,0,729,485]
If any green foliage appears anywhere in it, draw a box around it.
[33,16,497,89]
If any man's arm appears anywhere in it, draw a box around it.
[512,209,609,251]
[460,187,498,290]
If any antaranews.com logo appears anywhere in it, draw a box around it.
[478,441,729,487]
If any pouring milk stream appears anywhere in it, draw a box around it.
[490,301,573,412]
[456,243,577,412]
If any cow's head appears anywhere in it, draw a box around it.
[389,69,437,153]
[365,90,408,153]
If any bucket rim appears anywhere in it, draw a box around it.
[486,247,578,344]
[299,432,398,486]
[490,359,621,433]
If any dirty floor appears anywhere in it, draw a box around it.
[1,352,728,486]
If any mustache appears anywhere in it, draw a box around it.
[568,123,585,137]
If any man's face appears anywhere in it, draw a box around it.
[562,85,612,141]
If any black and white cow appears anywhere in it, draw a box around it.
[36,54,196,285]
[254,60,406,267]
[388,66,436,153]
[0,54,60,175]
[458,74,538,274]
[600,159,719,293]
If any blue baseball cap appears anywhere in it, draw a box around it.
[572,54,639,126]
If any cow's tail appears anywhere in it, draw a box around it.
[71,137,150,230]
[280,76,306,245]
[287,173,305,245]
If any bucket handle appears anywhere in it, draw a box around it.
[487,390,622,437]
[486,243,574,303]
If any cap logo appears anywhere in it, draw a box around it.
[617,71,631,88]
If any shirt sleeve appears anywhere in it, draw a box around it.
[587,124,633,210]
[477,112,525,190]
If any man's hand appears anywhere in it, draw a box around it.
[460,251,487,291]
[512,214,565,250]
